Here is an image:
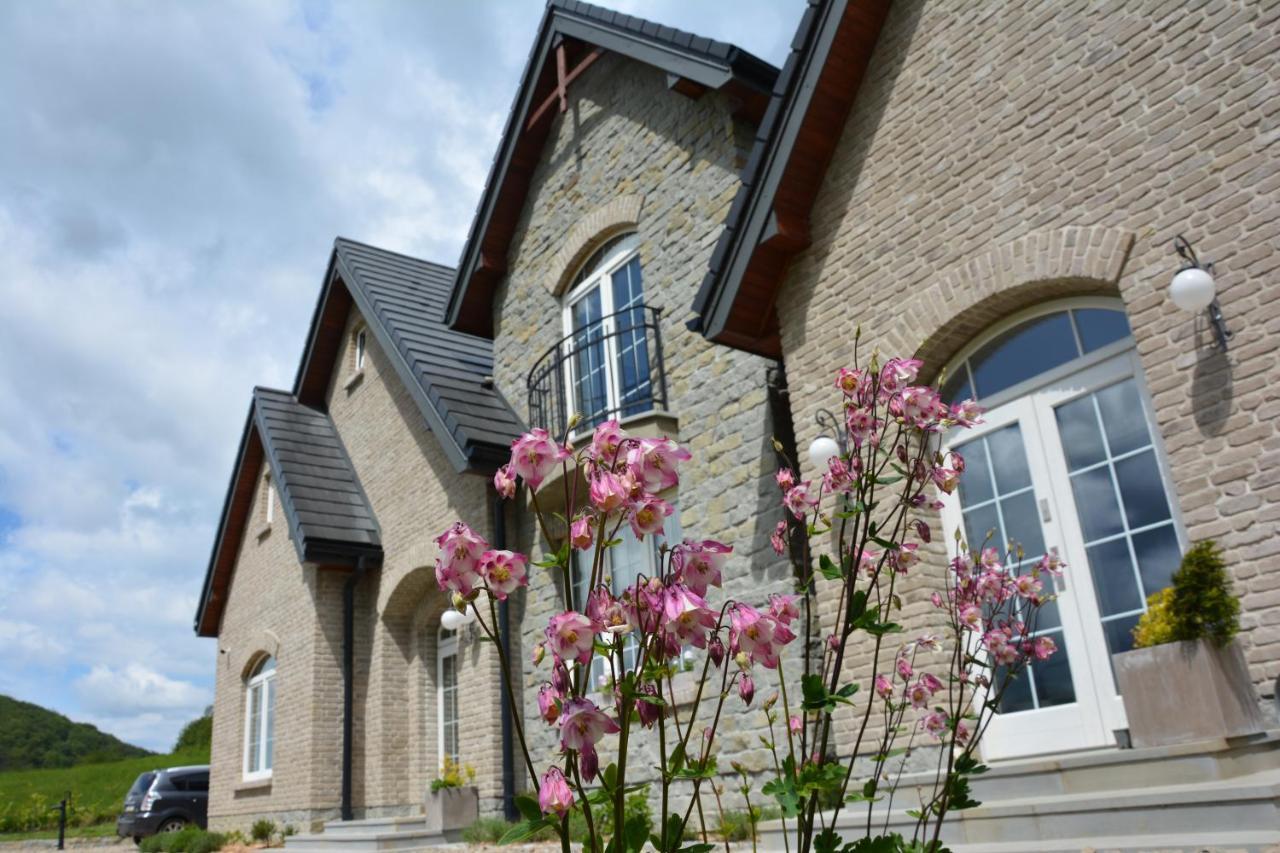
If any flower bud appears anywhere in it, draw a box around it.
[708,635,726,668]
[739,674,755,706]
[734,651,751,671]
[531,643,546,666]
[451,592,467,611]
[763,691,779,712]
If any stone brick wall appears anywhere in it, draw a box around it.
[772,0,1280,752]
[489,53,798,810]
[208,462,347,833]
[322,305,505,816]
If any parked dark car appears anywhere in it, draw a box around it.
[116,765,209,842]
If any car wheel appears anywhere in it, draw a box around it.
[159,818,188,833]
[133,838,143,846]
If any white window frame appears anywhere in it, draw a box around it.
[354,328,367,372]
[264,476,275,526]
[437,626,460,770]
[560,233,645,433]
[242,656,276,781]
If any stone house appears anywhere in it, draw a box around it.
[197,0,1280,847]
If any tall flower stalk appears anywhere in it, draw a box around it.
[431,343,1062,853]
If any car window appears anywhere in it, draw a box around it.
[127,773,156,796]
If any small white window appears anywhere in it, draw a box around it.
[264,477,275,525]
[437,626,460,768]
[355,329,367,371]
[243,656,276,780]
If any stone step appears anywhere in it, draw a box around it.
[756,769,1280,850]
[945,829,1280,852]
[319,816,430,837]
[283,828,445,853]
[893,732,1280,802]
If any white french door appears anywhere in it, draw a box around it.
[941,347,1185,760]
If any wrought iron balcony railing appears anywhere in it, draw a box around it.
[527,305,669,439]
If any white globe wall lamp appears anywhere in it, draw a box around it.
[1171,234,1232,351]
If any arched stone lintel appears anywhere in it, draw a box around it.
[548,195,643,296]
[238,630,281,679]
[880,226,1135,377]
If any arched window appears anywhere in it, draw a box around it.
[561,233,652,429]
[938,299,1185,761]
[243,656,276,780]
[437,626,460,768]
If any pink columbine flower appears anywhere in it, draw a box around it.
[922,711,949,740]
[629,496,673,538]
[894,386,947,431]
[1032,635,1058,661]
[558,697,620,752]
[739,673,755,705]
[949,399,984,427]
[845,405,878,447]
[920,672,943,694]
[589,419,627,463]
[434,522,488,595]
[908,680,931,709]
[874,674,893,700]
[783,482,819,520]
[1014,573,1042,599]
[569,515,595,551]
[895,655,913,681]
[770,520,788,556]
[627,437,691,492]
[823,456,856,494]
[775,467,796,492]
[493,464,516,499]
[545,611,597,665]
[636,684,663,728]
[479,549,528,600]
[932,467,960,494]
[729,603,795,669]
[588,471,631,514]
[788,715,802,735]
[891,543,920,574]
[587,586,631,635]
[960,605,982,629]
[509,428,568,489]
[662,584,716,648]
[879,357,923,396]
[673,539,730,595]
[769,594,800,626]
[538,767,574,818]
[538,684,561,724]
[834,368,864,398]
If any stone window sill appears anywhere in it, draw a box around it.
[344,370,365,392]
[234,778,272,795]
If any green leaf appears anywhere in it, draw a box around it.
[498,818,554,844]
[623,814,649,853]
[875,475,903,486]
[802,673,857,713]
[513,794,542,823]
[761,775,801,818]
[814,829,843,853]
[677,845,715,853]
[668,743,686,776]
[819,554,844,581]
[847,589,868,622]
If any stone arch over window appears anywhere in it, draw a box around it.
[239,632,281,679]
[878,226,1135,378]
[548,195,643,297]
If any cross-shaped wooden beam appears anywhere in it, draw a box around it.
[525,46,605,132]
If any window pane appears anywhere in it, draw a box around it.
[1102,612,1141,657]
[996,664,1035,714]
[956,437,994,506]
[963,503,1000,552]
[1095,379,1150,457]
[611,525,649,594]
[1031,629,1075,707]
[1132,524,1180,601]
[986,424,1031,494]
[970,312,1079,399]
[247,684,262,773]
[611,257,652,416]
[1070,466,1124,542]
[1086,537,1142,617]
[263,679,275,771]
[1031,574,1062,631]
[1114,451,1171,530]
[999,491,1044,559]
[570,288,610,425]
[1055,396,1106,471]
[941,371,973,406]
[1073,309,1131,353]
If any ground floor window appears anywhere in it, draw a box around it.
[243,655,276,780]
[437,626,460,767]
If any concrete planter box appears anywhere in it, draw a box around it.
[1113,638,1265,749]
[424,786,478,832]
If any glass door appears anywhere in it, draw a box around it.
[941,399,1112,760]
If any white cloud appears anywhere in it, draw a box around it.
[0,0,796,750]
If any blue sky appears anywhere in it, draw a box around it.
[0,1,796,751]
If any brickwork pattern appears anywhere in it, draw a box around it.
[772,0,1280,754]
[489,54,799,808]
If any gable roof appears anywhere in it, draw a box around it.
[691,0,890,358]
[294,238,524,474]
[445,0,779,337]
[194,387,381,638]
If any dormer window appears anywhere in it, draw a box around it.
[355,328,368,371]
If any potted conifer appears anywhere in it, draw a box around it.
[425,756,478,833]
[1113,540,1265,748]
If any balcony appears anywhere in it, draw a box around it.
[527,304,670,439]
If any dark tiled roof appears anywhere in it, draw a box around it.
[252,387,381,561]
[445,0,779,336]
[331,238,524,471]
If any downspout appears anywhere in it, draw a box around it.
[494,490,518,822]
[341,555,369,822]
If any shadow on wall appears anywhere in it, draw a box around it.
[1190,346,1233,437]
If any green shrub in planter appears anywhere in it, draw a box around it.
[1133,540,1239,648]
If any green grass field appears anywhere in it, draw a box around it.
[0,747,210,836]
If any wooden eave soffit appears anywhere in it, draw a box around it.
[760,206,811,253]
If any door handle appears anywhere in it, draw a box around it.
[1039,498,1052,523]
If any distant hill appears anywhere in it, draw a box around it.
[0,695,152,771]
